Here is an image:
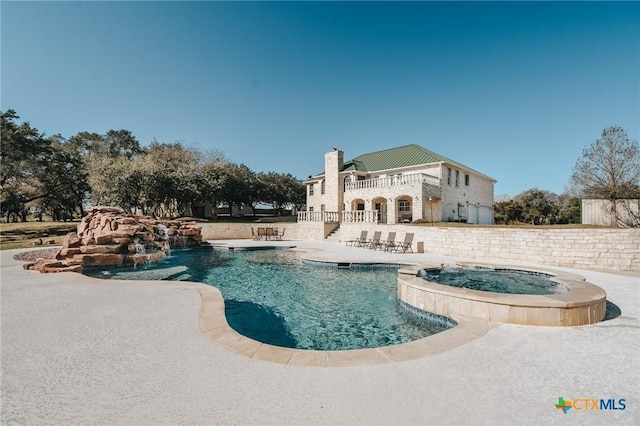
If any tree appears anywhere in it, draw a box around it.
[139,142,201,218]
[0,110,47,187]
[571,126,640,226]
[258,172,306,215]
[1,110,89,221]
[557,193,581,224]
[493,199,523,225]
[516,189,560,225]
[36,135,90,220]
[218,163,258,215]
[198,159,228,220]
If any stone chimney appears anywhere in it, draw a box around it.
[324,148,344,213]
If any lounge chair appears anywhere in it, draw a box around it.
[346,230,367,247]
[379,232,396,251]
[366,231,382,249]
[395,232,414,253]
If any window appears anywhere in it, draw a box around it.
[455,170,460,187]
[309,183,314,196]
[447,168,452,186]
[309,207,314,212]
[465,174,470,186]
[320,204,325,211]
[321,180,325,195]
[398,199,412,222]
[357,203,365,211]
[398,200,411,212]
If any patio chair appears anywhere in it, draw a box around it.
[275,228,285,240]
[396,232,414,253]
[379,232,396,251]
[251,227,260,241]
[346,230,367,247]
[366,231,382,249]
[266,227,275,240]
[257,227,266,240]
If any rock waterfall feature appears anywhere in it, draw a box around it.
[24,206,203,273]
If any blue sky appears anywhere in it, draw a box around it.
[2,1,639,197]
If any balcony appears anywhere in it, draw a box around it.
[345,173,441,192]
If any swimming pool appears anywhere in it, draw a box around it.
[84,247,453,350]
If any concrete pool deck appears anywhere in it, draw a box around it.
[1,240,639,424]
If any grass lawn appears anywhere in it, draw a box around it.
[0,222,77,250]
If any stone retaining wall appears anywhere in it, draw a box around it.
[337,224,640,272]
[200,222,337,241]
[196,222,640,272]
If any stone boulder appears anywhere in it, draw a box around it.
[25,206,204,273]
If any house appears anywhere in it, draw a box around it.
[299,144,496,224]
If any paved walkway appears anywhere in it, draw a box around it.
[1,241,639,425]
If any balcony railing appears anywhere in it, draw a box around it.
[297,210,379,223]
[342,210,378,223]
[297,211,340,223]
[345,173,440,192]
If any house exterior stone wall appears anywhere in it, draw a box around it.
[305,150,344,216]
[304,147,496,224]
[439,167,494,223]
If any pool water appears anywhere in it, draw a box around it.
[419,267,568,295]
[84,247,452,350]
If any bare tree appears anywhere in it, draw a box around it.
[571,126,640,226]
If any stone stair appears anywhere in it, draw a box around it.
[325,224,343,242]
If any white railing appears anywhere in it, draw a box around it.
[297,210,379,223]
[345,173,440,192]
[342,210,379,223]
[297,211,339,223]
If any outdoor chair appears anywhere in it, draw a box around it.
[257,227,266,240]
[266,227,275,240]
[395,232,414,253]
[379,232,396,251]
[346,230,367,247]
[366,231,382,249]
[275,228,285,240]
[251,227,257,240]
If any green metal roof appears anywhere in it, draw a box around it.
[310,144,495,181]
[343,144,494,180]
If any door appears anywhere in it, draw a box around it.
[374,202,387,224]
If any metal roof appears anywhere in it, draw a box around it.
[309,144,495,182]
